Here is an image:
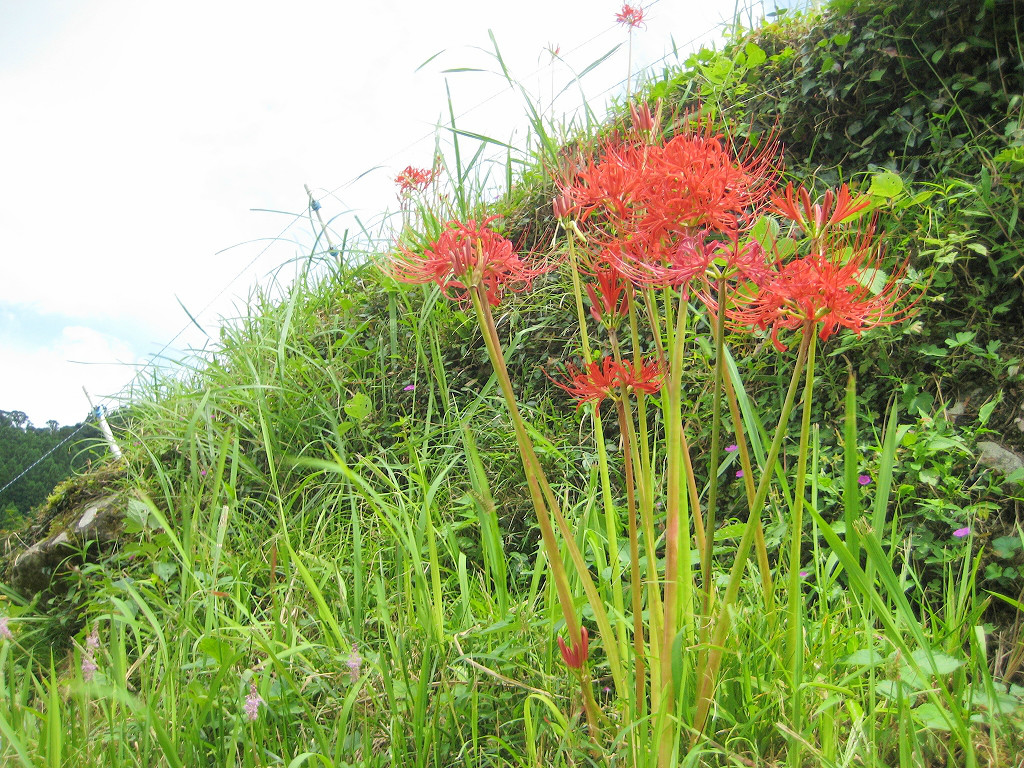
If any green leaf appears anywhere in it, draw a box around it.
[868,170,904,199]
[914,702,952,730]
[978,397,999,426]
[992,536,1021,559]
[743,42,767,68]
[908,649,965,676]
[153,561,177,583]
[842,649,885,667]
[344,393,372,421]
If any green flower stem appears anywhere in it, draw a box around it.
[658,289,695,768]
[592,416,629,674]
[785,323,817,768]
[563,231,629,675]
[608,327,647,723]
[628,295,662,645]
[563,228,593,363]
[615,395,647,718]
[469,284,626,697]
[467,287,578,640]
[701,279,729,618]
[692,329,813,742]
[722,371,774,611]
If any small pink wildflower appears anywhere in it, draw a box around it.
[735,469,744,478]
[725,444,738,453]
[82,626,100,681]
[858,474,871,485]
[799,570,809,579]
[953,527,971,539]
[403,384,416,391]
[0,616,12,640]
[615,3,645,28]
[244,680,264,722]
[346,644,362,682]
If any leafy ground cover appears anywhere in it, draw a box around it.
[1,1,1023,766]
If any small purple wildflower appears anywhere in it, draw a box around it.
[858,474,871,485]
[86,627,100,650]
[346,644,362,682]
[953,526,971,539]
[0,616,12,640]
[725,444,738,453]
[403,384,416,391]
[799,570,809,579]
[200,469,207,477]
[244,680,264,722]
[735,469,744,478]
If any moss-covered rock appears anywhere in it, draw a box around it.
[2,464,128,597]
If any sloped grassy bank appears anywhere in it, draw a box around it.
[1,0,1023,766]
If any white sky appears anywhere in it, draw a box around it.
[0,0,797,428]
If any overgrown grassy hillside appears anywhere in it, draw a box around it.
[1,1,1023,766]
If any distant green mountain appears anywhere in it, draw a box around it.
[0,410,105,527]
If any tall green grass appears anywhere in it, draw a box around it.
[2,3,1022,767]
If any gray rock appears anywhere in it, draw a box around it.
[977,440,1024,476]
[5,493,127,596]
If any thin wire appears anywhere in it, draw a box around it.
[0,419,94,498]
[92,209,311,413]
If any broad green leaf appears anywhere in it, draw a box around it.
[869,170,904,198]
[344,393,372,421]
[842,649,885,667]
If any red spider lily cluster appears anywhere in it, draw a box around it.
[730,225,912,351]
[388,110,913,384]
[615,3,645,29]
[553,108,912,343]
[551,357,663,409]
[395,165,439,195]
[388,217,548,306]
[560,112,781,244]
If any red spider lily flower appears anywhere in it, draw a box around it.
[551,357,663,409]
[731,225,913,351]
[584,259,630,326]
[638,121,782,238]
[560,112,780,240]
[388,217,547,306]
[603,230,709,290]
[772,183,871,239]
[395,166,438,195]
[600,230,772,297]
[561,140,653,224]
[615,3,645,29]
[558,626,589,669]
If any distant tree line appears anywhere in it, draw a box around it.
[0,410,107,531]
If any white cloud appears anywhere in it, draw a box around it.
[0,0,782,424]
[3,326,140,426]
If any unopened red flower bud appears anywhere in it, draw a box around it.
[552,190,575,220]
[557,626,590,669]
